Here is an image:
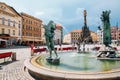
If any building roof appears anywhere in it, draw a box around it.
[55,24,62,30]
[0,2,21,17]
[9,6,21,17]
[21,12,42,22]
[71,30,82,33]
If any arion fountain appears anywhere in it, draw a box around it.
[24,10,120,80]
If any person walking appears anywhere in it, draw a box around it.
[30,43,34,56]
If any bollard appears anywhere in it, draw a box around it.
[12,52,16,61]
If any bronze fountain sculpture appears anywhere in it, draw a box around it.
[43,20,60,65]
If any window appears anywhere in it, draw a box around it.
[26,32,28,36]
[23,25,24,29]
[26,20,28,23]
[29,20,30,24]
[2,17,5,25]
[13,21,15,27]
[19,30,20,36]
[28,26,30,30]
[18,23,20,28]
[8,19,10,26]
[2,28,5,34]
[30,26,32,30]
[26,25,28,30]
[13,30,15,35]
[22,32,24,36]
[8,29,10,34]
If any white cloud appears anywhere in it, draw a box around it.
[35,12,45,16]
[34,8,63,23]
[1,0,120,32]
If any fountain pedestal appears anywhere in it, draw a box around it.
[97,45,118,60]
[97,50,116,58]
[46,57,60,65]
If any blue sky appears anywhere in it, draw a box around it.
[1,0,120,34]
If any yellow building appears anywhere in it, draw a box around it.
[91,31,97,43]
[21,13,42,46]
[0,2,22,46]
[63,29,97,44]
[71,30,82,43]
[63,32,71,44]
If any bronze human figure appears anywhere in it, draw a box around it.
[43,20,58,58]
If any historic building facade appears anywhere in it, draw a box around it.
[110,26,120,44]
[71,30,82,43]
[117,28,120,44]
[41,24,46,45]
[117,28,120,40]
[63,33,71,44]
[97,26,120,44]
[54,24,63,45]
[0,2,22,46]
[21,13,42,46]
[111,26,118,43]
[97,26,103,44]
[63,29,97,44]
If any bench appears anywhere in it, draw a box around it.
[0,52,12,62]
[33,48,46,54]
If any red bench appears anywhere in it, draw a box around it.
[0,52,12,62]
[55,47,61,51]
[33,48,46,53]
[62,47,69,51]
[62,47,77,51]
[113,47,117,51]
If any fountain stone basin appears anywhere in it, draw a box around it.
[24,52,120,80]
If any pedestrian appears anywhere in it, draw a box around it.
[30,43,34,56]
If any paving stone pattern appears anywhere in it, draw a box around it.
[0,45,120,80]
[0,47,35,80]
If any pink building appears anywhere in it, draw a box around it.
[111,26,118,40]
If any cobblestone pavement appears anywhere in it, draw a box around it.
[0,47,35,80]
[0,44,120,80]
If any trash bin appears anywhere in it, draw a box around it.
[12,52,16,61]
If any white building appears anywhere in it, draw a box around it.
[54,24,62,45]
[97,26,103,44]
[0,2,22,46]
[63,33,71,44]
[41,24,46,45]
[41,23,63,45]
[63,29,97,44]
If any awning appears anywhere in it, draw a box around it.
[22,38,42,42]
[0,38,7,41]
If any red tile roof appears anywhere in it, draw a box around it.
[71,30,82,33]
[55,24,62,29]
